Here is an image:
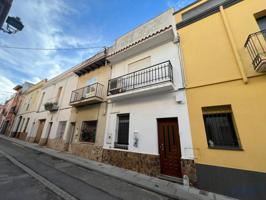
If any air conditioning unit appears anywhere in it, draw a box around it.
[109,79,123,95]
[85,85,96,98]
[254,57,266,73]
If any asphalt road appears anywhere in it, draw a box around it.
[0,138,171,200]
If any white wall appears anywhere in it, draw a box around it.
[29,74,78,141]
[111,42,184,89]
[104,41,194,160]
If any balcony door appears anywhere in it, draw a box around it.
[157,118,182,178]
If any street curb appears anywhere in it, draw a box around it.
[0,149,78,200]
[0,135,238,200]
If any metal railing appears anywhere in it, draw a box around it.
[70,83,104,103]
[107,60,173,95]
[244,29,266,69]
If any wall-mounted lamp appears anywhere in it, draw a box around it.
[1,16,24,34]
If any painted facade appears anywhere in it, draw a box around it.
[0,82,33,137]
[11,80,47,140]
[0,1,264,198]
[27,70,78,151]
[103,9,195,181]
[174,0,266,199]
[68,51,110,161]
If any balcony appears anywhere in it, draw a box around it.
[70,83,104,107]
[244,30,266,73]
[107,61,174,100]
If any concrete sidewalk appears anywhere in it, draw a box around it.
[0,135,237,200]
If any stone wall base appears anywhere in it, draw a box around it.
[17,132,27,141]
[46,138,68,151]
[102,149,160,177]
[26,136,35,143]
[69,143,103,162]
[181,159,197,184]
[39,138,48,146]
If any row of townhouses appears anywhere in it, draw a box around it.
[0,0,265,199]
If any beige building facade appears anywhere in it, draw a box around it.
[12,80,47,140]
[27,69,78,151]
[68,51,110,161]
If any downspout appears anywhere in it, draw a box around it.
[176,33,187,89]
[219,5,248,84]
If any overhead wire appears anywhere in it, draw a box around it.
[0,45,105,51]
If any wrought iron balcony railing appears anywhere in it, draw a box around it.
[244,29,266,72]
[70,83,104,104]
[107,60,173,95]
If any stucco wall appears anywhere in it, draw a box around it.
[186,76,266,173]
[175,0,264,88]
[104,41,194,160]
[28,74,78,144]
[174,0,266,173]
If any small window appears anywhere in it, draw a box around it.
[56,87,63,103]
[80,121,97,143]
[57,121,67,139]
[202,105,240,149]
[26,97,32,111]
[115,114,130,150]
[38,92,45,111]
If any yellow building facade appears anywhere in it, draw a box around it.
[175,0,266,199]
[68,51,110,162]
[12,80,46,140]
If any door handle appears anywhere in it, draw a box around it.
[160,144,164,151]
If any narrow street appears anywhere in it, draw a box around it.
[0,138,171,200]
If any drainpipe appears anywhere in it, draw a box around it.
[175,33,187,89]
[219,5,248,84]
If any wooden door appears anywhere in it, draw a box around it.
[157,118,182,178]
[69,122,76,144]
[35,120,45,143]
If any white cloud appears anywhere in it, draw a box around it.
[0,0,103,102]
[0,76,16,104]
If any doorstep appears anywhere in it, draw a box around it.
[0,135,238,200]
[158,174,184,184]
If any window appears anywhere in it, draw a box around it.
[57,121,67,139]
[38,92,45,111]
[257,16,266,31]
[115,114,130,149]
[26,96,32,111]
[80,121,97,143]
[202,105,240,149]
[56,87,63,103]
[182,0,226,21]
[23,118,30,132]
[128,57,151,73]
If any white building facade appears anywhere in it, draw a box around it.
[27,70,78,151]
[103,9,196,181]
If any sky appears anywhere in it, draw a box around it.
[0,0,195,104]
